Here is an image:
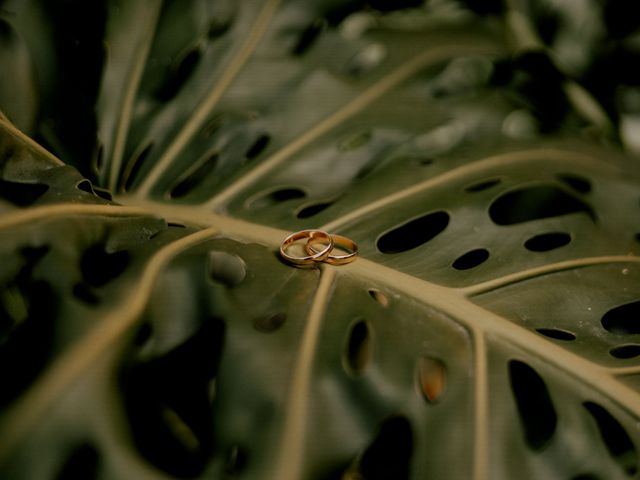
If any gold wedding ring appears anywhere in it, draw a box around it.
[305,234,358,265]
[279,230,359,267]
[280,230,334,266]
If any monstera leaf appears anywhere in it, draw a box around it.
[1,1,640,479]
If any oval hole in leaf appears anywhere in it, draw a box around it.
[249,187,306,209]
[557,173,592,193]
[344,319,372,374]
[452,248,489,270]
[207,17,232,39]
[169,152,219,199]
[602,300,640,334]
[416,357,446,402]
[121,143,153,192]
[208,251,246,287]
[76,179,94,194]
[245,134,270,160]
[415,157,434,166]
[368,288,389,307]
[359,415,413,480]
[584,401,638,475]
[296,201,333,218]
[377,211,449,254]
[489,185,594,225]
[609,344,640,359]
[508,360,557,450]
[524,232,571,252]
[464,178,501,192]
[291,18,324,56]
[56,443,100,480]
[535,328,576,341]
[157,46,202,101]
[253,312,287,333]
[0,179,49,206]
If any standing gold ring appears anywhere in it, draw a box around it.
[305,234,358,265]
[280,230,334,266]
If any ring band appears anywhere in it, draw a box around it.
[305,234,358,265]
[280,230,334,266]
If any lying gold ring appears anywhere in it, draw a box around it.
[305,234,358,265]
[280,230,334,266]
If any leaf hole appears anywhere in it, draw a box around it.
[508,360,557,450]
[489,185,594,225]
[208,251,246,287]
[168,151,219,199]
[207,17,232,39]
[121,143,153,192]
[377,211,450,254]
[602,300,640,334]
[248,187,306,209]
[76,180,95,194]
[344,319,372,375]
[20,244,50,263]
[156,46,202,101]
[524,232,571,252]
[296,201,333,218]
[557,173,592,193]
[464,178,501,192]
[609,344,640,359]
[416,357,446,403]
[291,18,325,56]
[245,134,270,161]
[368,288,389,307]
[0,179,49,206]
[72,283,99,305]
[416,157,434,166]
[133,322,153,347]
[55,443,100,480]
[584,401,638,475]
[358,415,413,479]
[451,248,489,270]
[253,312,287,333]
[535,328,576,341]
[168,222,186,228]
[92,187,112,201]
[80,244,129,287]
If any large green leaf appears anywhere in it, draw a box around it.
[1,1,640,479]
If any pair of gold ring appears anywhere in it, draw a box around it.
[280,230,358,267]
